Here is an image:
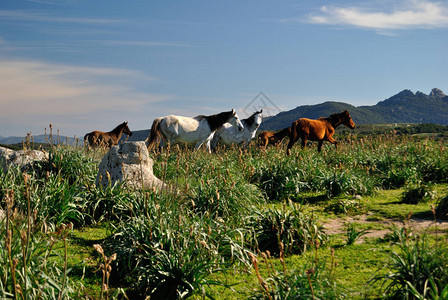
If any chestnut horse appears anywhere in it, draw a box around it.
[286,110,355,155]
[84,121,133,148]
[258,127,291,150]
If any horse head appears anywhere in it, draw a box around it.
[228,109,244,132]
[253,109,263,129]
[243,109,263,129]
[341,110,356,129]
[123,121,133,137]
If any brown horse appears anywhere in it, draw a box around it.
[84,121,133,148]
[286,110,355,155]
[258,127,291,150]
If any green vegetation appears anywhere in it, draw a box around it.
[1,130,448,299]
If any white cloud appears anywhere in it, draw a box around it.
[305,0,448,31]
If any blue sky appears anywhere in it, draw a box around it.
[0,0,447,137]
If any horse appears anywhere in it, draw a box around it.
[286,110,355,155]
[84,121,133,148]
[258,127,291,150]
[146,109,244,153]
[210,110,263,150]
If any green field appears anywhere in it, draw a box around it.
[1,129,448,299]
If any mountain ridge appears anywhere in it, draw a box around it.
[260,88,448,130]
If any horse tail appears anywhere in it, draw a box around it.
[84,133,91,146]
[286,121,299,155]
[146,118,162,150]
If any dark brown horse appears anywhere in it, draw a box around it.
[84,121,133,148]
[258,127,291,150]
[286,110,355,155]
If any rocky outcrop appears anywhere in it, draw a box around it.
[96,141,164,191]
[429,88,446,99]
[0,146,48,171]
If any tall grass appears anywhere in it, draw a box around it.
[370,226,448,299]
[2,132,448,298]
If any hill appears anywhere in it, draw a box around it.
[260,88,448,130]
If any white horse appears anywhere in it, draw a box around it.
[211,110,263,149]
[146,109,244,153]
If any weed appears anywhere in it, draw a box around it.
[345,223,369,245]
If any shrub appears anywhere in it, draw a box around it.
[401,183,436,204]
[436,195,448,220]
[189,176,263,221]
[103,192,253,299]
[325,199,366,216]
[247,202,328,256]
[248,251,347,299]
[250,162,309,201]
[370,228,448,298]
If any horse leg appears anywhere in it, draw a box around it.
[317,140,323,152]
[301,136,308,150]
[195,135,212,153]
[328,136,338,149]
[286,134,299,155]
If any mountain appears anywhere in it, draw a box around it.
[0,134,78,146]
[260,88,448,130]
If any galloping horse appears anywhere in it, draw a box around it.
[146,109,244,153]
[211,110,263,149]
[258,127,291,150]
[286,110,355,155]
[84,121,133,148]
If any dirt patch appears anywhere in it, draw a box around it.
[322,215,448,241]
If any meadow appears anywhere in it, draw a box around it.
[1,128,448,299]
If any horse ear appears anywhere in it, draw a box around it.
[232,108,236,114]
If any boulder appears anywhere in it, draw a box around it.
[96,141,164,191]
[0,146,49,172]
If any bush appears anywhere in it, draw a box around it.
[370,228,448,298]
[250,162,309,201]
[247,202,328,256]
[248,251,347,299]
[325,199,366,216]
[401,183,436,204]
[103,192,253,299]
[436,195,448,220]
[189,176,263,221]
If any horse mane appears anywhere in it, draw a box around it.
[322,110,349,127]
[110,122,127,133]
[242,110,262,127]
[196,110,234,132]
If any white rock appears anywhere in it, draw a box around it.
[0,146,48,171]
[96,141,164,191]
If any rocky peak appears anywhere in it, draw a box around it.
[395,89,415,98]
[429,88,445,99]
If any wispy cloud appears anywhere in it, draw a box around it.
[302,0,448,32]
[0,9,123,24]
[102,40,192,48]
[0,59,172,136]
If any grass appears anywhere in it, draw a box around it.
[1,132,448,298]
